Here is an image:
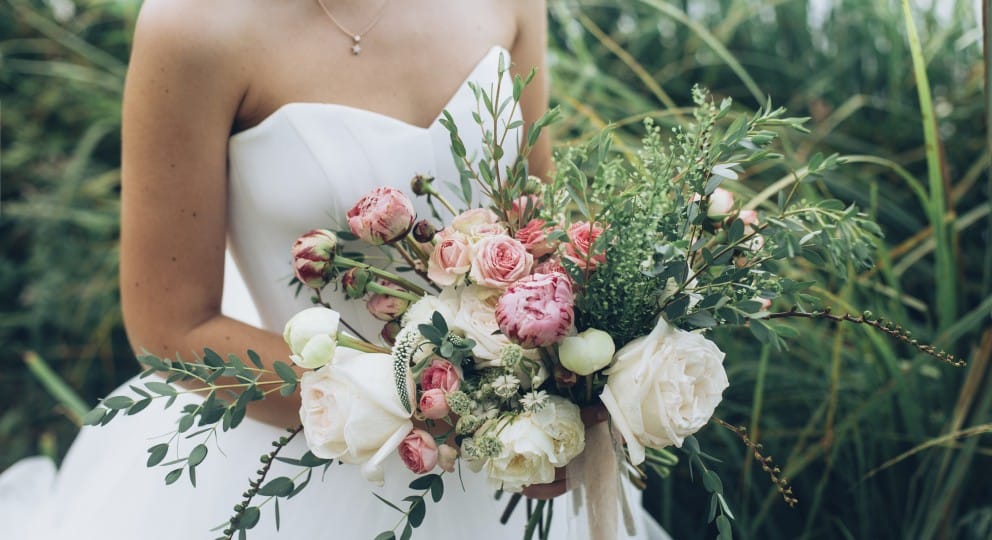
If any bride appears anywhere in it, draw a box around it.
[1,0,670,538]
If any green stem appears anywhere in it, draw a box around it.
[366,281,422,303]
[334,255,427,296]
[336,333,390,354]
[523,498,546,540]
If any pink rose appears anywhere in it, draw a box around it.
[420,359,461,393]
[398,429,438,474]
[451,208,499,234]
[347,187,416,245]
[496,272,574,348]
[515,219,555,258]
[427,233,472,286]
[366,281,410,321]
[438,444,459,473]
[419,388,450,419]
[469,235,534,289]
[563,222,606,271]
[533,258,567,276]
[291,229,339,288]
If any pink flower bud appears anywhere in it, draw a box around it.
[707,188,735,219]
[420,359,461,393]
[347,187,416,245]
[563,222,606,271]
[398,429,438,474]
[291,229,339,289]
[419,388,450,419]
[380,320,402,345]
[554,364,578,388]
[515,219,555,258]
[437,444,458,473]
[366,280,411,321]
[412,219,437,243]
[410,174,435,196]
[737,210,759,226]
[340,267,372,299]
[496,272,574,348]
[507,195,542,229]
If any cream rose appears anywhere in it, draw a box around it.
[451,285,512,364]
[298,352,414,485]
[600,317,728,465]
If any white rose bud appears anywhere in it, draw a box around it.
[558,328,616,376]
[283,307,340,369]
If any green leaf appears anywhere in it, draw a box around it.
[239,506,261,530]
[247,350,264,369]
[273,361,298,385]
[299,451,333,468]
[373,493,406,514]
[178,414,194,433]
[408,498,426,528]
[748,319,772,343]
[374,532,396,540]
[258,476,295,497]
[275,497,281,531]
[409,474,439,490]
[716,515,733,539]
[702,470,723,493]
[146,443,169,467]
[401,523,413,540]
[430,476,444,503]
[188,444,208,467]
[146,381,177,396]
[431,311,448,334]
[102,395,134,410]
[82,407,106,426]
[164,468,183,485]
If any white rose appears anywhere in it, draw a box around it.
[558,328,615,376]
[451,285,512,364]
[298,351,414,485]
[401,287,459,328]
[283,307,340,369]
[482,397,584,492]
[600,317,728,465]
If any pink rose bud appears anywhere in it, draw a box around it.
[427,233,472,286]
[496,272,574,348]
[291,229,339,289]
[554,363,578,388]
[419,388,450,419]
[412,219,437,243]
[410,174,435,196]
[469,235,534,289]
[366,280,411,321]
[347,187,416,245]
[533,258,568,276]
[341,267,372,299]
[437,444,458,473]
[737,209,759,226]
[507,195,542,229]
[563,222,607,271]
[707,188,735,219]
[398,429,438,474]
[420,359,461,393]
[515,219,555,258]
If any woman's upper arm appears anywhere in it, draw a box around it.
[510,0,551,179]
[119,0,247,355]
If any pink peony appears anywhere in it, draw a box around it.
[563,222,606,271]
[420,359,461,393]
[419,388,450,419]
[291,229,339,288]
[496,272,574,348]
[366,281,410,321]
[427,233,472,286]
[347,187,416,245]
[515,219,555,258]
[469,235,534,289]
[398,429,438,474]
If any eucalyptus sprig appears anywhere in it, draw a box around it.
[373,473,446,540]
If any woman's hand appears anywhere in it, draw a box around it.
[521,404,609,500]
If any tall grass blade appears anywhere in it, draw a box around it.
[23,351,91,426]
[901,0,956,329]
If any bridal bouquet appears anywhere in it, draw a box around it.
[88,63,962,540]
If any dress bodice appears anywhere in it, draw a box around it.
[222,45,520,337]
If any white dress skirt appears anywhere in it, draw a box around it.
[0,46,670,540]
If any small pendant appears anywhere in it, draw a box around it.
[351,34,361,55]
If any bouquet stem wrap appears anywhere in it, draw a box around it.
[566,421,639,540]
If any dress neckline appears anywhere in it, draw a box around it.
[230,45,509,142]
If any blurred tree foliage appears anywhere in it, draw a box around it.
[1,0,988,539]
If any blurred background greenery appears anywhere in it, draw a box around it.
[1,0,988,538]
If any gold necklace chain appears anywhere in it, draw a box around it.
[315,0,392,56]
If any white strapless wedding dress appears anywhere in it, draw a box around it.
[0,46,669,540]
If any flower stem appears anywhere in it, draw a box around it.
[366,281,422,303]
[337,333,390,354]
[334,255,427,296]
